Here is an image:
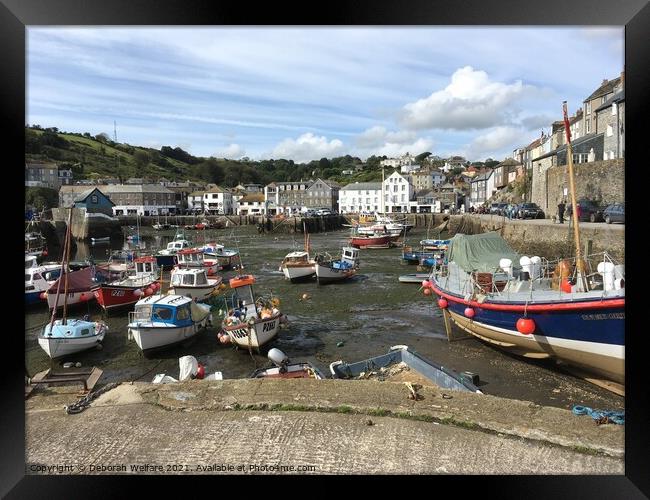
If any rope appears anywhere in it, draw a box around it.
[64,382,121,415]
[572,405,624,425]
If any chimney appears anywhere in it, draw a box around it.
[602,79,608,86]
[620,70,625,86]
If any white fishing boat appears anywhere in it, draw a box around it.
[201,242,241,270]
[169,267,223,301]
[175,248,221,275]
[127,294,213,352]
[279,226,316,282]
[217,275,284,350]
[25,257,64,305]
[314,246,359,284]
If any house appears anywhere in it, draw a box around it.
[411,169,445,192]
[265,181,312,214]
[25,162,67,189]
[107,184,177,216]
[72,187,115,216]
[339,182,382,214]
[414,189,441,213]
[380,153,416,169]
[187,191,205,213]
[441,156,466,173]
[400,164,421,174]
[582,72,623,136]
[203,185,233,215]
[595,89,625,159]
[342,169,354,175]
[469,170,494,209]
[305,178,340,211]
[493,158,522,189]
[236,193,266,215]
[383,170,414,213]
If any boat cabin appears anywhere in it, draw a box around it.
[226,275,257,318]
[177,249,206,266]
[165,239,191,253]
[133,256,158,276]
[341,247,359,267]
[25,255,38,269]
[43,318,99,339]
[171,268,210,288]
[281,251,311,266]
[131,294,196,327]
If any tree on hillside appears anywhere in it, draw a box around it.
[96,133,110,143]
[25,187,58,210]
[134,150,151,169]
[415,152,431,163]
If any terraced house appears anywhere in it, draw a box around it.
[203,185,233,215]
[305,178,340,211]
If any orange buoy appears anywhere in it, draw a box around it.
[516,317,536,335]
[560,278,572,293]
[438,298,448,309]
[464,307,475,318]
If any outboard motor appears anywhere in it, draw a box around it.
[268,348,290,373]
[519,256,531,281]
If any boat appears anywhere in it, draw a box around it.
[314,246,359,284]
[38,208,109,359]
[251,348,325,379]
[154,236,191,268]
[201,243,241,270]
[90,236,111,244]
[279,225,316,282]
[127,294,213,352]
[329,345,482,393]
[420,239,451,251]
[349,231,393,249]
[428,232,625,385]
[92,256,161,311]
[102,249,135,276]
[398,273,432,284]
[169,267,223,301]
[25,257,63,305]
[25,230,47,258]
[279,251,316,282]
[356,214,414,237]
[174,248,221,276]
[46,265,110,310]
[217,274,284,350]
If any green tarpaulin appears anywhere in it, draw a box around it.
[447,232,521,273]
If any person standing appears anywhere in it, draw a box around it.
[557,200,566,224]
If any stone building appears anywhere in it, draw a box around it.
[304,178,340,211]
[595,90,625,160]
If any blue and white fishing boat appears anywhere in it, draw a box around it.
[428,232,624,386]
[330,345,482,393]
[25,256,63,305]
[154,230,191,269]
[314,246,359,284]
[201,242,241,270]
[127,294,213,352]
[38,318,109,359]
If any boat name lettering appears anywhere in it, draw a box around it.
[262,321,277,332]
[581,312,624,320]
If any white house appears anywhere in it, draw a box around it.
[339,182,382,214]
[383,170,414,213]
[236,193,266,215]
[187,191,204,212]
[400,164,421,174]
[203,185,233,214]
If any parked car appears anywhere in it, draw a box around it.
[517,203,545,219]
[566,199,605,223]
[316,208,333,216]
[602,203,625,224]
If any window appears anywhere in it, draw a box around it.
[152,306,173,321]
[171,273,182,286]
[80,329,90,336]
[585,119,590,133]
[196,273,208,285]
[182,273,194,285]
[612,103,617,115]
[176,305,190,321]
[607,125,613,137]
[585,102,591,115]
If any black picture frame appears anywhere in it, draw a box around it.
[6,0,648,496]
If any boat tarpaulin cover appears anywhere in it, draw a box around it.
[47,266,107,294]
[190,302,211,323]
[448,232,520,273]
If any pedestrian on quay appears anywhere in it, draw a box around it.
[557,199,566,224]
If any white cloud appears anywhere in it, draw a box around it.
[270,133,344,163]
[465,126,525,160]
[214,143,245,159]
[355,126,417,148]
[399,66,534,131]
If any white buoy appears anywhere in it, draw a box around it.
[530,256,542,279]
[519,256,532,280]
[597,261,616,291]
[268,348,289,367]
[499,258,513,277]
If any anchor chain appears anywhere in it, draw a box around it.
[64,382,121,415]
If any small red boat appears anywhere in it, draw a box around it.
[92,256,160,311]
[349,234,392,248]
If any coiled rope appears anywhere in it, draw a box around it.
[572,405,624,425]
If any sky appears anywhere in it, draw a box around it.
[27,27,623,164]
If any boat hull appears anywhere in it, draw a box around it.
[349,235,392,248]
[129,321,210,352]
[92,282,158,311]
[47,290,95,310]
[433,284,625,384]
[169,283,220,301]
[25,290,45,305]
[281,264,316,282]
[38,331,105,359]
[398,273,431,284]
[315,263,356,284]
[222,313,282,349]
[155,254,177,268]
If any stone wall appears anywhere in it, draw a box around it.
[532,159,624,215]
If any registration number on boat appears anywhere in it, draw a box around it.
[111,290,126,297]
[262,321,276,332]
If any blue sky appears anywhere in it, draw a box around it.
[27,27,623,163]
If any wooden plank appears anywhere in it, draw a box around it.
[85,367,104,391]
[560,365,625,397]
[30,369,51,384]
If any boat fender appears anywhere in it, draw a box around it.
[40,292,47,300]
[437,298,448,309]
[423,288,432,296]
[516,317,536,335]
[464,307,475,319]
[133,288,144,297]
[196,363,205,379]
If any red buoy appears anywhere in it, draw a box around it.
[438,298,448,309]
[196,363,205,379]
[423,288,432,296]
[40,292,47,300]
[464,307,475,318]
[516,317,536,335]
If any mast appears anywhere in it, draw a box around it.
[563,101,588,292]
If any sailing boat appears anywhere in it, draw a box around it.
[428,102,625,389]
[38,209,108,359]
